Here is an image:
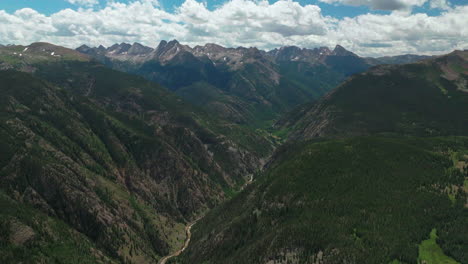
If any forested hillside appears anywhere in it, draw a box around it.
[280,51,468,139]
[178,137,468,264]
[0,43,273,263]
[78,41,427,127]
[175,51,468,264]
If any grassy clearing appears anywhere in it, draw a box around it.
[418,229,459,264]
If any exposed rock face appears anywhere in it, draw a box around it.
[267,46,332,63]
[332,44,358,57]
[0,44,274,263]
[78,41,392,125]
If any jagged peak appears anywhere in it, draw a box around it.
[155,39,185,52]
[334,44,345,50]
[153,39,192,62]
[128,42,153,55]
[111,42,131,49]
[156,40,168,49]
[332,44,356,56]
[279,45,302,51]
[77,44,91,50]
[202,43,226,52]
[167,39,180,46]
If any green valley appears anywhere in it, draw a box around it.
[0,42,466,264]
[0,43,274,263]
[173,50,468,264]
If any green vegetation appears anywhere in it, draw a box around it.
[418,229,459,264]
[0,43,89,66]
[0,192,114,264]
[1,45,467,264]
[180,137,468,264]
[0,53,273,263]
[177,51,468,264]
[93,49,352,129]
[285,54,468,139]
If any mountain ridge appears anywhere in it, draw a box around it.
[173,50,468,264]
[281,49,468,139]
[0,43,275,263]
[77,40,431,64]
[76,40,430,127]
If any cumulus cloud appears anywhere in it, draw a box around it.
[319,0,428,11]
[0,0,466,56]
[333,5,468,55]
[319,0,452,11]
[67,0,99,6]
[430,0,451,9]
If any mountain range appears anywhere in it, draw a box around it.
[0,42,273,263]
[77,41,429,126]
[173,50,468,264]
[0,40,466,264]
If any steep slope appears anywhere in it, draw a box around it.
[174,51,468,264]
[78,41,398,126]
[0,43,273,263]
[176,137,468,264]
[282,50,468,139]
[0,191,117,264]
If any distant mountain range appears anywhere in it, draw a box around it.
[1,41,464,264]
[77,41,430,126]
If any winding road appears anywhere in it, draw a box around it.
[158,220,198,264]
[158,175,254,264]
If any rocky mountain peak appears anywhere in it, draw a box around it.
[317,46,332,55]
[332,44,356,56]
[199,43,226,54]
[272,46,305,61]
[108,43,132,54]
[128,42,153,55]
[96,45,106,53]
[154,39,191,62]
[77,44,107,55]
[156,40,168,50]
[167,39,180,46]
[76,44,91,53]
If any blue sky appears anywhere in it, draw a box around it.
[2,0,464,17]
[0,0,466,56]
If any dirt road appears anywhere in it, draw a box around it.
[158,220,198,264]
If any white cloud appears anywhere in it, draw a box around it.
[430,0,451,10]
[319,0,452,11]
[67,0,99,6]
[332,5,468,55]
[0,0,466,57]
[318,0,428,11]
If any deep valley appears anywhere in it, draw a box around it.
[0,40,467,264]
